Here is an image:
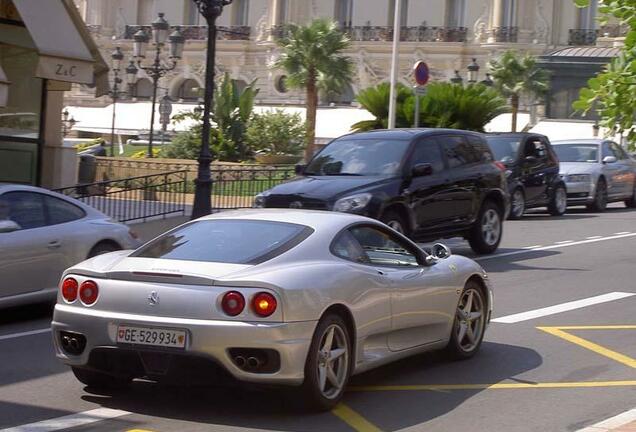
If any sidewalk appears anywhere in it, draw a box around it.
[577,409,636,432]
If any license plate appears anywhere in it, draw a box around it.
[116,325,186,348]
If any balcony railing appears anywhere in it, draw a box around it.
[490,26,518,43]
[122,25,251,41]
[272,25,467,43]
[568,29,598,46]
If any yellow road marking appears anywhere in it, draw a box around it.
[538,326,636,369]
[348,380,636,392]
[332,403,382,432]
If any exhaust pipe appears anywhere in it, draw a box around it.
[247,356,262,369]
[61,335,70,348]
[69,338,79,351]
[234,356,246,368]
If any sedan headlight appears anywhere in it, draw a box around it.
[566,174,592,183]
[333,193,372,213]
[253,192,268,208]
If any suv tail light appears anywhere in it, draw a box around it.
[79,280,99,305]
[221,291,245,316]
[252,292,277,317]
[493,161,507,171]
[61,278,78,303]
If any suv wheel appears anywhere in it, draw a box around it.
[381,210,408,236]
[468,201,502,255]
[548,184,567,216]
[508,188,525,220]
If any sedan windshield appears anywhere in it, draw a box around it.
[305,139,410,176]
[486,137,521,162]
[132,220,312,264]
[553,144,599,163]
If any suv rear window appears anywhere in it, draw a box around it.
[132,220,312,264]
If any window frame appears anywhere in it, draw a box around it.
[439,134,481,169]
[406,136,447,175]
[330,222,425,268]
[0,191,86,230]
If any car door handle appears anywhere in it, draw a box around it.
[47,240,61,249]
[376,269,387,276]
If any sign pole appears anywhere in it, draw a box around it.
[414,87,420,128]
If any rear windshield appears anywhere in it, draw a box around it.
[553,144,599,163]
[132,219,312,264]
[486,136,521,162]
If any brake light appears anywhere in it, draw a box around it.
[221,291,245,316]
[252,292,277,317]
[61,278,78,303]
[493,161,507,171]
[79,280,99,305]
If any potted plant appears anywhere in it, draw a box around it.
[246,109,306,164]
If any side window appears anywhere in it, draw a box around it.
[331,230,369,264]
[349,225,420,267]
[467,136,493,162]
[610,143,627,160]
[523,138,547,159]
[2,192,46,230]
[410,138,445,173]
[44,195,86,225]
[441,135,480,169]
[602,143,613,159]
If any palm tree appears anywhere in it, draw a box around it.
[488,51,550,132]
[274,19,353,161]
[351,82,412,131]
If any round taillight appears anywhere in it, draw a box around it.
[79,280,99,305]
[221,291,245,316]
[252,292,277,317]
[61,278,78,303]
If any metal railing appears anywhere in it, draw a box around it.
[123,25,251,41]
[54,171,188,223]
[271,25,467,42]
[568,29,598,46]
[490,26,518,43]
[210,166,295,211]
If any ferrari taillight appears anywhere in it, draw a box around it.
[252,292,277,317]
[221,291,245,316]
[79,280,99,305]
[61,278,78,303]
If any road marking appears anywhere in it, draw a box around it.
[614,232,631,235]
[348,380,636,392]
[0,408,130,432]
[576,407,636,431]
[0,328,51,341]
[586,236,602,240]
[538,326,636,369]
[332,403,382,432]
[491,292,635,324]
[524,245,543,249]
[554,240,573,244]
[476,232,636,261]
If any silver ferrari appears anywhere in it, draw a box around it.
[52,209,493,410]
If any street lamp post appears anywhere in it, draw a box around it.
[61,109,77,137]
[450,59,493,86]
[158,94,173,146]
[190,0,233,220]
[467,58,480,83]
[108,47,125,157]
[132,13,184,158]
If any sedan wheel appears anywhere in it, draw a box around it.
[302,314,351,411]
[446,281,486,359]
[509,189,525,219]
[624,183,636,208]
[588,179,607,212]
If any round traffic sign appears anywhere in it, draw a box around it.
[413,61,430,86]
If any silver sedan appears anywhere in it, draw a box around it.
[553,139,636,211]
[52,209,493,411]
[0,184,141,308]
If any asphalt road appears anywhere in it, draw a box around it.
[1,204,636,432]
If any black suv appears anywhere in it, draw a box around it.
[485,133,566,219]
[255,129,509,254]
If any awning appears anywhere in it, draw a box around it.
[11,0,109,95]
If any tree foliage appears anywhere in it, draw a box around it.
[352,82,508,132]
[488,50,550,132]
[274,19,354,160]
[573,0,636,147]
[246,109,306,156]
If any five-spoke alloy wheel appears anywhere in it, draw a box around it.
[446,280,487,359]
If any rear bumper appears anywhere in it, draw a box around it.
[52,304,316,386]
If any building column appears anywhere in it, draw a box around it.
[491,0,504,28]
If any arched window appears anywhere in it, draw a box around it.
[334,0,353,28]
[133,78,153,100]
[388,0,408,27]
[321,83,355,106]
[176,79,200,101]
[446,0,466,27]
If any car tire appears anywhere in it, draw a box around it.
[381,209,408,236]
[71,367,130,389]
[88,241,120,258]
[301,314,351,412]
[548,184,567,216]
[587,178,607,212]
[468,200,503,255]
[508,188,525,220]
[624,183,636,208]
[445,280,487,360]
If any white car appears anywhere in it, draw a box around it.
[0,184,141,308]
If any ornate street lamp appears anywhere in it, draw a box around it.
[480,73,494,87]
[133,13,184,158]
[61,108,77,137]
[467,58,480,83]
[450,70,463,85]
[108,47,125,157]
[190,0,233,219]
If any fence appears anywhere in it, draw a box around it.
[54,171,188,223]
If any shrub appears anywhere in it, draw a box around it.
[245,109,306,156]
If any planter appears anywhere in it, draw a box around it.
[255,154,302,165]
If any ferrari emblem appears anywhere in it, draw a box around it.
[148,291,159,306]
[448,264,457,272]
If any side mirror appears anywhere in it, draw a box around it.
[602,156,617,164]
[0,223,19,233]
[412,163,433,178]
[294,164,306,175]
[425,243,452,265]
